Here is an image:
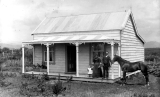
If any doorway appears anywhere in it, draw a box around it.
[67,45,76,73]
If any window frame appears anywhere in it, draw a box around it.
[44,51,54,62]
[90,43,105,64]
[43,45,55,65]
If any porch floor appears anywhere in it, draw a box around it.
[24,71,118,83]
[24,70,141,83]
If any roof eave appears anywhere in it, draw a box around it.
[32,29,122,35]
[130,12,145,44]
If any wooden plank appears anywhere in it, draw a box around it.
[121,49,144,52]
[121,49,143,51]
[126,22,132,27]
[121,55,144,59]
[121,40,142,44]
[122,31,136,36]
[123,27,134,32]
[121,53,144,56]
[125,24,133,29]
[121,34,136,38]
[122,46,144,49]
[121,45,144,48]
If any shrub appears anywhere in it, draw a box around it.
[0,57,6,72]
[36,75,46,93]
[148,63,160,77]
[19,81,34,96]
[19,73,68,97]
[41,73,50,81]
[131,93,155,97]
[66,76,73,83]
[51,75,66,97]
[0,72,11,87]
[20,73,51,96]
[0,72,4,80]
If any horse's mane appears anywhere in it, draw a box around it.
[123,58,130,63]
[117,55,130,63]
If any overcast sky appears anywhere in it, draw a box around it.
[0,0,159,44]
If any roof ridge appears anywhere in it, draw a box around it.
[47,9,130,18]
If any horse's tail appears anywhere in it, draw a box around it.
[143,62,149,73]
[139,62,149,73]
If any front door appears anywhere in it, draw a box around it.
[67,45,76,73]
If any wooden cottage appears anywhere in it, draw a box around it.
[22,10,145,82]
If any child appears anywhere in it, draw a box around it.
[87,65,93,77]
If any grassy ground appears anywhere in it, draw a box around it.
[0,72,160,97]
[0,59,160,97]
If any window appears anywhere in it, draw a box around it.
[44,51,54,62]
[91,43,105,63]
[43,45,55,64]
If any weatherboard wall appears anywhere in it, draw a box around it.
[34,44,43,65]
[107,44,119,79]
[121,16,144,62]
[79,44,90,76]
[33,43,120,78]
[49,44,66,73]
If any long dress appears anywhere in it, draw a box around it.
[92,57,102,78]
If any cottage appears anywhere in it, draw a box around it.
[22,10,145,82]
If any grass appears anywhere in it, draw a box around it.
[0,59,160,97]
[2,72,159,97]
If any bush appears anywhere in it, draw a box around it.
[19,82,29,96]
[131,93,155,97]
[19,73,68,97]
[42,73,50,81]
[51,75,66,97]
[20,73,51,96]
[148,63,160,77]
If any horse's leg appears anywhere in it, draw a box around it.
[141,71,149,86]
[140,64,150,86]
[145,73,149,86]
[123,71,127,85]
[121,71,126,86]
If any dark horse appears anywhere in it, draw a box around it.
[112,55,149,86]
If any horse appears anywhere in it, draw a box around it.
[112,55,149,86]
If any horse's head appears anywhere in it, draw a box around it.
[112,55,119,64]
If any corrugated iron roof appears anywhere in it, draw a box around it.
[33,10,130,34]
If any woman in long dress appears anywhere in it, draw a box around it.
[92,54,102,78]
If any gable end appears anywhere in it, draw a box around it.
[129,13,145,44]
[121,15,144,62]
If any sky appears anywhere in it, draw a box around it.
[0,0,159,44]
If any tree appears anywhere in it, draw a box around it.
[2,47,10,53]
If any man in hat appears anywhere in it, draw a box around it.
[102,51,112,79]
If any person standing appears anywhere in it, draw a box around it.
[92,53,101,78]
[87,65,93,77]
[102,51,112,79]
